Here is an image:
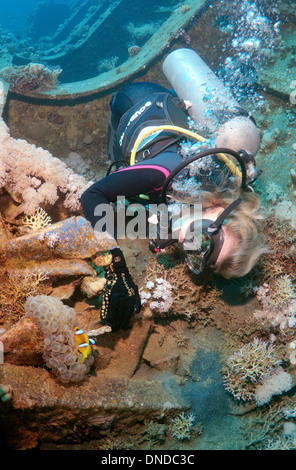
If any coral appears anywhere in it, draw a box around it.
[283,405,296,420]
[142,420,168,446]
[169,412,197,441]
[270,275,296,307]
[125,21,159,40]
[245,404,285,449]
[22,207,52,232]
[287,340,296,366]
[0,268,48,318]
[25,295,94,383]
[99,432,133,450]
[140,278,173,314]
[143,256,218,322]
[254,367,293,407]
[174,332,189,348]
[97,56,119,72]
[223,338,281,402]
[263,215,296,255]
[265,182,284,204]
[128,45,141,57]
[0,118,92,215]
[253,281,296,330]
[260,437,296,450]
[0,63,62,92]
[61,152,91,176]
[283,422,296,439]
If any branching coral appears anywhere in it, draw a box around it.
[261,215,296,279]
[22,207,52,232]
[142,420,168,446]
[223,338,281,402]
[260,437,296,450]
[0,118,92,215]
[245,404,285,449]
[169,412,198,440]
[0,268,48,318]
[253,280,296,330]
[270,275,296,307]
[265,182,284,204]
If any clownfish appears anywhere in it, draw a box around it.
[74,327,95,363]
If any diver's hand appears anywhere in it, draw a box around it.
[100,248,141,331]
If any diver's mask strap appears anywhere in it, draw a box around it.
[205,229,224,267]
[202,197,242,268]
[207,197,243,234]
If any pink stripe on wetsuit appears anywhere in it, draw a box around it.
[81,153,183,229]
[116,164,171,191]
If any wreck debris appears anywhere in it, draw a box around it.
[0,216,116,262]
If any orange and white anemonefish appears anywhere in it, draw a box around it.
[74,327,95,363]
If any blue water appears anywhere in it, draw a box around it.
[0,0,73,33]
[0,0,178,82]
[0,0,282,87]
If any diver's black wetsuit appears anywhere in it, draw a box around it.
[80,82,243,331]
[81,82,192,330]
[81,82,188,229]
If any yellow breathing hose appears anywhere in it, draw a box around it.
[130,125,242,178]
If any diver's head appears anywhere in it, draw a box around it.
[179,192,269,279]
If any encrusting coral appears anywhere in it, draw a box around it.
[0,117,92,215]
[0,63,62,92]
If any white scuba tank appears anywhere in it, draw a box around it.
[163,49,261,157]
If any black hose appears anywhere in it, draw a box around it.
[161,147,247,205]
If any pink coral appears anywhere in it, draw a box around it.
[0,118,92,214]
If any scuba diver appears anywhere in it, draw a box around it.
[81,49,268,332]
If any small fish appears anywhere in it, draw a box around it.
[74,327,95,363]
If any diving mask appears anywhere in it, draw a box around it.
[182,218,225,275]
[180,198,242,275]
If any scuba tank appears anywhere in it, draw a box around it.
[163,49,260,179]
